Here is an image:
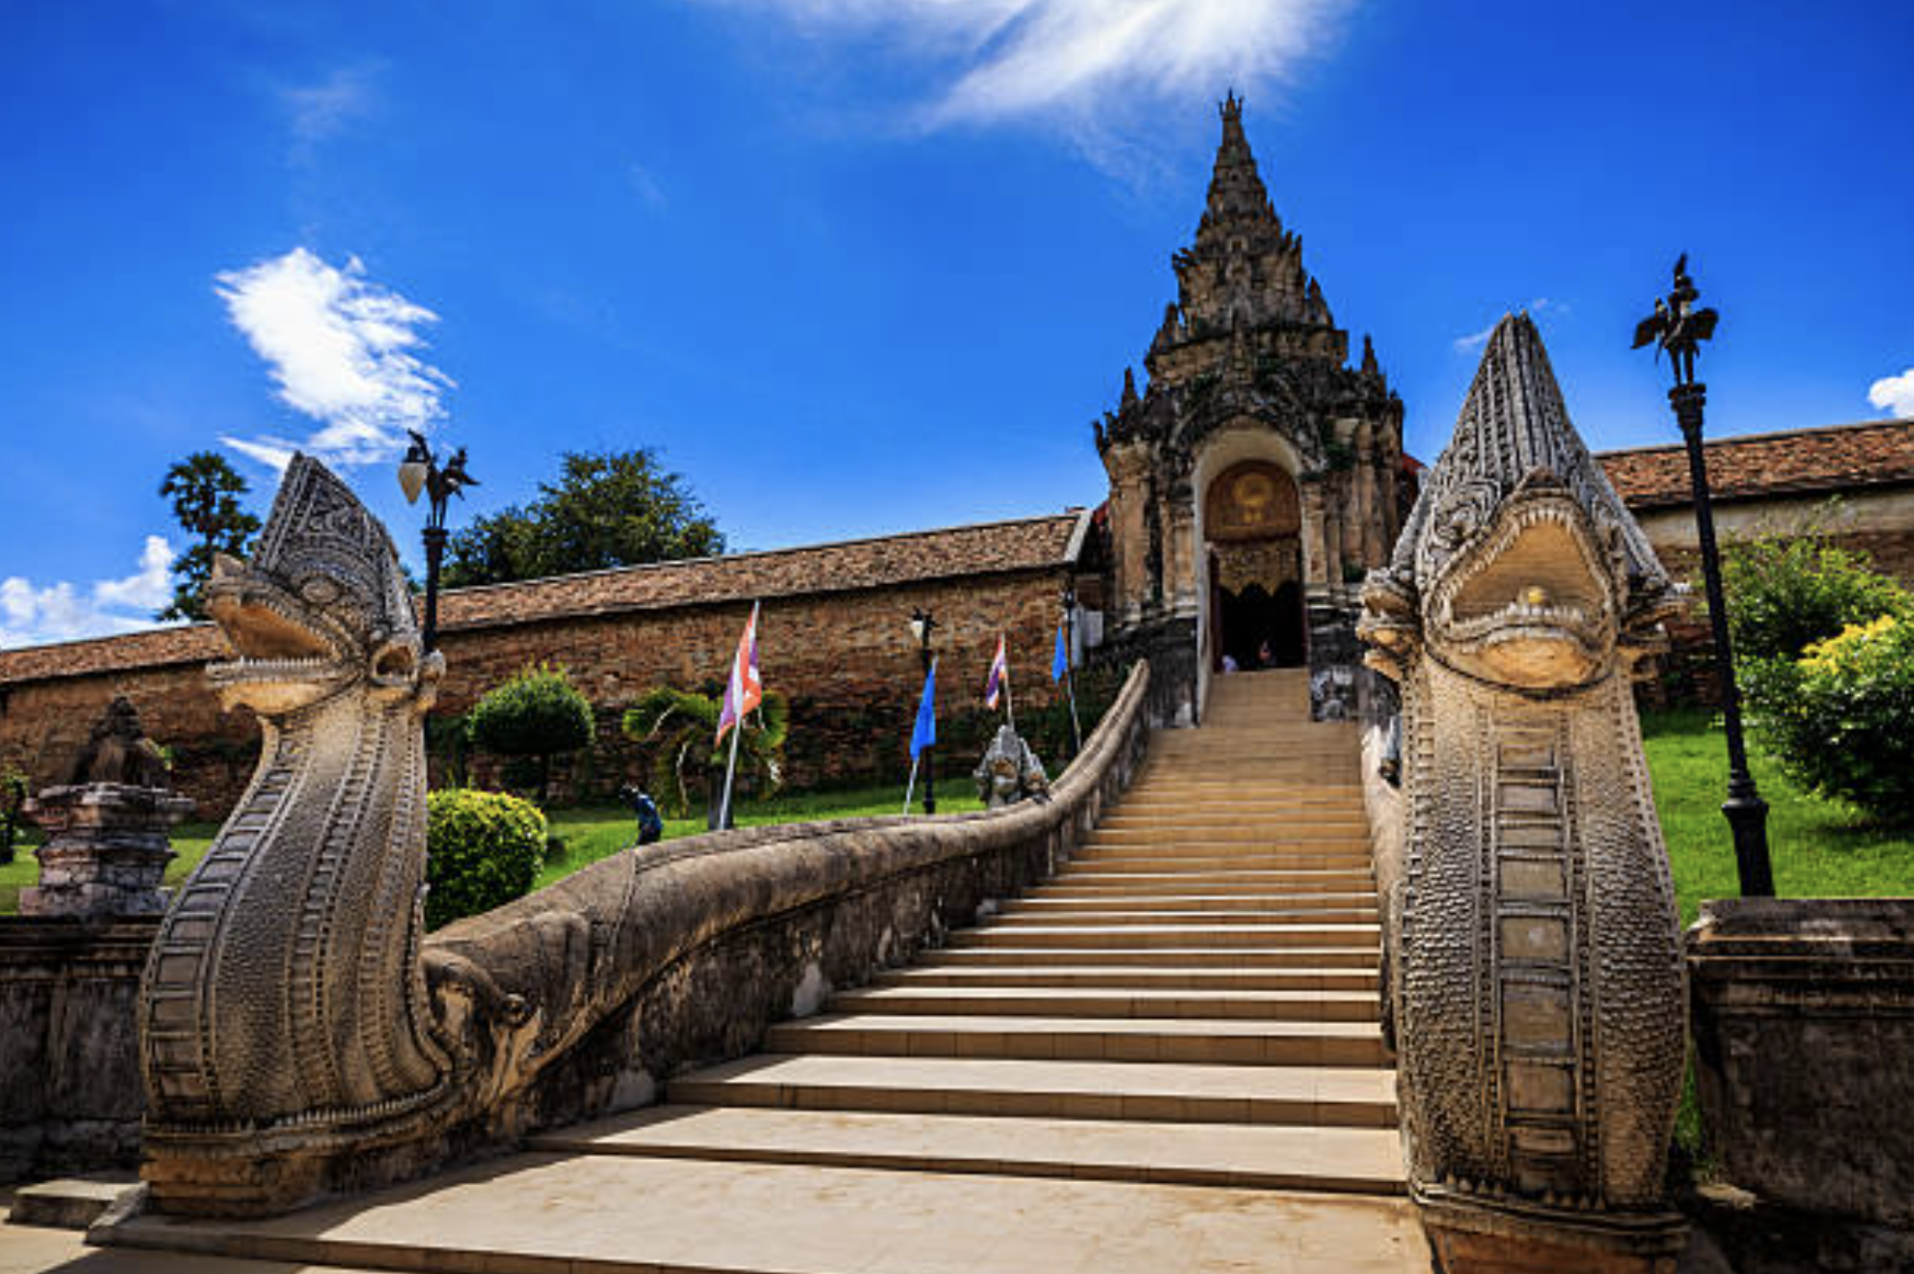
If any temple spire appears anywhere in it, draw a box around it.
[1198,91,1280,245]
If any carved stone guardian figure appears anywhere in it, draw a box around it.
[1358,315,1688,1271]
[21,696,193,918]
[973,725,1048,808]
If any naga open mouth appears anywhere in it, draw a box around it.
[204,555,356,709]
[1428,490,1617,691]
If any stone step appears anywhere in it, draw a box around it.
[991,905,1382,926]
[1099,813,1372,832]
[953,922,1382,950]
[1002,887,1378,906]
[1078,834,1372,851]
[529,1105,1408,1196]
[826,983,1381,1022]
[100,1150,1428,1274]
[918,945,1381,970]
[1109,799,1368,818]
[669,1054,1399,1127]
[1087,818,1370,837]
[874,963,1382,993]
[1038,868,1376,892]
[1068,852,1375,872]
[765,1012,1388,1067]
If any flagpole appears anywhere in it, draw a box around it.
[1061,602,1082,757]
[1004,643,1016,736]
[716,600,759,832]
[903,753,921,816]
[718,713,744,830]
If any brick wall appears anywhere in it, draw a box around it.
[0,569,1075,822]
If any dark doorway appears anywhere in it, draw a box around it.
[1217,580,1306,670]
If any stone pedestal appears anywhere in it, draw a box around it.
[1687,897,1914,1270]
[20,784,193,919]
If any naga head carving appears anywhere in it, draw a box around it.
[1362,314,1679,692]
[205,453,441,715]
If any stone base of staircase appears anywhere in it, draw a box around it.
[87,670,1426,1273]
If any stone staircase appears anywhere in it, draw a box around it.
[96,669,1423,1274]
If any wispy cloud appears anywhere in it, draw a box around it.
[0,536,177,649]
[281,63,381,149]
[1453,297,1568,353]
[628,162,668,211]
[216,248,454,470]
[1868,367,1914,418]
[698,0,1348,165]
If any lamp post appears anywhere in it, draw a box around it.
[1632,255,1774,897]
[909,608,937,814]
[1060,584,1083,756]
[397,430,477,654]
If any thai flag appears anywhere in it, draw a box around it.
[984,633,1009,710]
[716,602,762,744]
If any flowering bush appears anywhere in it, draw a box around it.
[1746,614,1914,823]
[1722,528,1909,662]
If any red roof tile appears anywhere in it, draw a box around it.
[0,512,1087,686]
[1598,417,1914,509]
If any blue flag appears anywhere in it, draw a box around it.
[909,658,937,760]
[1051,621,1069,683]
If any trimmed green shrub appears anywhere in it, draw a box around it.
[1723,530,1910,663]
[0,768,28,867]
[1746,615,1914,823]
[467,663,595,803]
[425,788,548,929]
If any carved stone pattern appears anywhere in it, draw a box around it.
[1213,539,1300,595]
[1363,314,1686,1257]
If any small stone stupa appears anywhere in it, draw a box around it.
[21,696,193,918]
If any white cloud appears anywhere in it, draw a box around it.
[1868,367,1914,418]
[0,536,179,649]
[216,248,454,469]
[1454,297,1567,353]
[281,64,381,146]
[701,0,1348,142]
[628,163,668,211]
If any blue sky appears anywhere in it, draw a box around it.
[3,0,1911,647]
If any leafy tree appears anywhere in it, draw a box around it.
[623,684,789,827]
[467,664,596,804]
[158,452,262,621]
[1721,519,1911,663]
[442,448,724,587]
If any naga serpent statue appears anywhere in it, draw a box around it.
[137,454,1151,1216]
[1358,315,1688,1269]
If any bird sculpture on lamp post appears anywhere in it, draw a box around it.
[1632,255,1774,897]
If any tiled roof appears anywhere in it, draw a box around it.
[0,511,1088,686]
[1599,417,1914,510]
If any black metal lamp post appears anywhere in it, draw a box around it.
[909,608,937,814]
[397,431,477,654]
[1061,584,1083,756]
[1632,255,1775,897]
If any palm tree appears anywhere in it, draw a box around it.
[622,684,790,828]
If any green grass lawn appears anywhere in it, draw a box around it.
[534,783,985,891]
[0,783,984,912]
[6,716,1908,917]
[1640,708,1914,926]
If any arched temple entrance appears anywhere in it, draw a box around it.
[1205,460,1307,670]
